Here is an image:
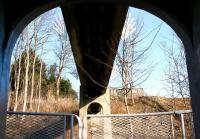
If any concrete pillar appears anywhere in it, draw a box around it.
[0,47,11,139]
[79,86,112,139]
[186,39,200,138]
[0,2,9,138]
[79,86,111,118]
[187,1,200,138]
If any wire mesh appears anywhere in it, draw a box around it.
[6,112,66,139]
[86,111,193,139]
[183,113,194,139]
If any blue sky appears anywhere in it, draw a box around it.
[46,7,185,97]
[108,7,185,97]
[12,7,186,97]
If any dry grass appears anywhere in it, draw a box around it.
[7,95,192,138]
[37,96,79,113]
[111,96,191,114]
[7,95,79,139]
[111,96,193,138]
[8,95,79,113]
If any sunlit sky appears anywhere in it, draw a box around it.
[13,6,185,97]
[45,7,184,97]
[108,7,182,97]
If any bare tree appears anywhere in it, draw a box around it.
[160,34,190,109]
[110,11,162,114]
[29,33,37,110]
[53,15,73,97]
[37,59,43,112]
[7,59,14,111]
[13,39,23,111]
[8,8,74,112]
[29,14,51,110]
[22,28,30,112]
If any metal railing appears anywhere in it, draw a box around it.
[5,110,193,139]
[6,112,83,139]
[84,110,193,139]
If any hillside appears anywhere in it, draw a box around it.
[111,96,191,114]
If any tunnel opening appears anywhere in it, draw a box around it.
[87,102,103,114]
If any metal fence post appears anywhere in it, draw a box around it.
[64,115,67,139]
[83,116,88,139]
[70,115,74,139]
[190,113,195,139]
[181,114,186,139]
[170,115,175,139]
[73,114,83,139]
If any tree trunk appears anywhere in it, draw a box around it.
[7,91,12,111]
[124,89,134,139]
[131,88,135,105]
[14,53,22,111]
[56,59,63,97]
[30,30,39,110]
[124,91,130,114]
[22,46,30,112]
[56,74,61,97]
[30,54,36,110]
[7,64,13,111]
[37,61,43,112]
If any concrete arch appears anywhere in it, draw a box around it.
[6,0,191,53]
[5,2,59,58]
[127,2,192,56]
[4,1,192,101]
[0,3,59,137]
[5,0,191,94]
[1,0,199,138]
[5,0,192,120]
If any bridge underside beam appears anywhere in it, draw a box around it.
[61,3,128,98]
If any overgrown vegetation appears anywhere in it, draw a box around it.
[7,8,78,113]
[8,48,77,112]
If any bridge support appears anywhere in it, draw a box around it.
[0,2,10,138]
[79,86,111,117]
[79,86,112,139]
[186,1,200,138]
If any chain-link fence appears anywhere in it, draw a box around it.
[6,112,82,139]
[84,110,193,139]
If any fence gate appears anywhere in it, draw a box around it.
[6,112,82,139]
[84,110,194,139]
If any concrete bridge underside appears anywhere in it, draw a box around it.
[62,4,127,98]
[1,0,200,138]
